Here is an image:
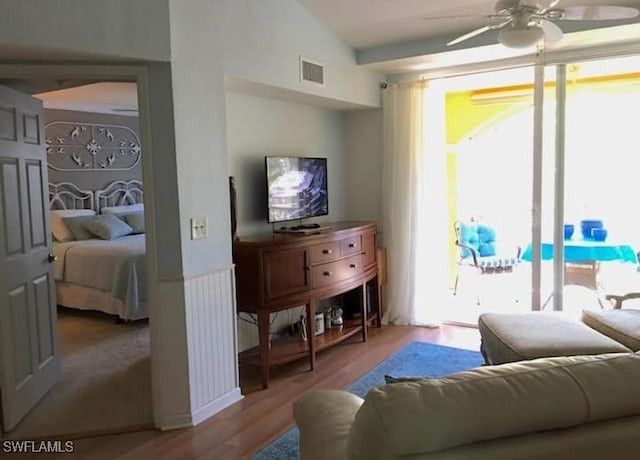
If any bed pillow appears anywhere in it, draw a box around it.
[84,214,134,240]
[63,215,97,241]
[122,212,145,234]
[101,203,144,215]
[51,209,97,242]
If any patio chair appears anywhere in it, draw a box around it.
[454,218,522,305]
[581,281,640,351]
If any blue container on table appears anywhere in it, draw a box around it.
[580,219,603,240]
[591,228,608,241]
[564,224,574,240]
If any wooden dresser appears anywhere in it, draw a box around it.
[233,221,381,388]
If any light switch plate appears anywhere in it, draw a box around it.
[191,216,208,240]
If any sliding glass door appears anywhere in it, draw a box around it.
[540,55,640,315]
[442,67,536,324]
[439,52,640,325]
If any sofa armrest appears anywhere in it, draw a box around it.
[293,390,363,460]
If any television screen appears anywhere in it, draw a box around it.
[266,156,328,223]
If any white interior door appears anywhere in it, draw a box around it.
[0,84,59,432]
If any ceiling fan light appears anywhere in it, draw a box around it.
[498,25,544,48]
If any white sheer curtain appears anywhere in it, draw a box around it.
[382,80,450,326]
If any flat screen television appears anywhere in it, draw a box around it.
[266,156,328,223]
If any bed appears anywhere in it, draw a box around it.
[49,180,148,321]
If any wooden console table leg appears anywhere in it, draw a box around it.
[360,282,368,342]
[306,300,316,371]
[375,274,383,328]
[258,310,271,389]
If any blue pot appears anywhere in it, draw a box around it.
[591,228,608,242]
[563,224,574,240]
[580,219,603,240]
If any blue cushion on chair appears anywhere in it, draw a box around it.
[459,222,480,258]
[477,224,497,257]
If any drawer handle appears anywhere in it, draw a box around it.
[350,264,357,269]
[323,271,333,277]
[348,243,356,248]
[322,249,333,254]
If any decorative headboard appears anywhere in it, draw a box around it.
[49,182,94,210]
[49,179,143,212]
[95,179,143,213]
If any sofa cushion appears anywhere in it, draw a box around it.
[479,312,630,365]
[294,390,363,460]
[582,309,640,351]
[347,352,640,460]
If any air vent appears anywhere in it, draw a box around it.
[300,57,324,85]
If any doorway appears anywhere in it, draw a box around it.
[0,66,157,438]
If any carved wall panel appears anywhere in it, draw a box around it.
[45,121,141,171]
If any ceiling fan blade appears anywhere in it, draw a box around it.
[422,14,493,21]
[446,18,511,46]
[561,5,639,21]
[447,26,492,46]
[521,0,559,11]
[539,19,563,43]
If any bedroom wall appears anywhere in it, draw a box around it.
[44,109,142,193]
[226,90,348,351]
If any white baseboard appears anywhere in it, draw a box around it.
[157,412,193,431]
[191,387,243,426]
[156,387,243,430]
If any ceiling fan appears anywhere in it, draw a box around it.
[433,0,639,49]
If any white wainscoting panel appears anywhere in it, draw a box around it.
[184,266,242,425]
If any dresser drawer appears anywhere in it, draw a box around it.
[340,235,362,256]
[310,241,341,263]
[312,254,362,289]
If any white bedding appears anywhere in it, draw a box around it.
[53,234,147,320]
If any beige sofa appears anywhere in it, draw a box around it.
[293,352,640,460]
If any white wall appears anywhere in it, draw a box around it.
[226,90,348,351]
[0,0,385,427]
[0,0,170,61]
[345,109,383,225]
[226,91,348,237]
[222,0,382,109]
[168,2,232,274]
[166,0,382,276]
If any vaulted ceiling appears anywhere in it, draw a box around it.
[297,0,640,73]
[8,1,640,112]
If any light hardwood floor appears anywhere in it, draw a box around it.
[16,324,480,460]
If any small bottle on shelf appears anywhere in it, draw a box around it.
[331,306,344,330]
[324,309,332,331]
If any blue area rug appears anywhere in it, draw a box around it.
[251,341,483,460]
